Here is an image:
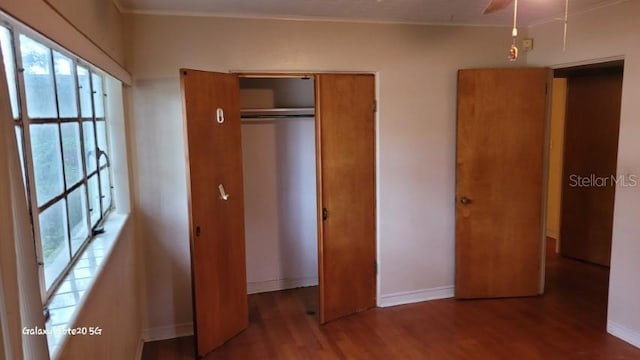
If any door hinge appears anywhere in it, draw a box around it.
[373,100,378,113]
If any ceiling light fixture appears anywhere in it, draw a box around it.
[482,0,519,61]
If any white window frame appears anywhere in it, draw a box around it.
[1,14,115,304]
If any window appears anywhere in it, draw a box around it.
[0,24,113,301]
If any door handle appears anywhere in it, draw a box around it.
[216,108,225,123]
[460,196,472,205]
[218,184,230,201]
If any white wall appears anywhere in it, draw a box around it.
[46,0,126,65]
[0,0,130,83]
[242,119,318,293]
[528,0,640,347]
[127,13,521,331]
[131,77,194,338]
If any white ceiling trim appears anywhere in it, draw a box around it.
[548,54,625,69]
[118,7,515,28]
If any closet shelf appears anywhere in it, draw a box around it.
[241,107,315,119]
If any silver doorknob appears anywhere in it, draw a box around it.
[460,196,472,205]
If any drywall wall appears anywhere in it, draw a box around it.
[46,0,125,64]
[0,0,130,83]
[546,78,566,240]
[132,77,194,339]
[55,218,141,359]
[242,120,318,293]
[127,13,522,332]
[528,0,640,347]
[241,79,318,293]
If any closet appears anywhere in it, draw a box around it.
[180,70,376,358]
[239,77,319,294]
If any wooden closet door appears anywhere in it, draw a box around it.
[180,69,248,357]
[316,74,377,323]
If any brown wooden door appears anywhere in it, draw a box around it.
[316,74,376,323]
[180,69,248,357]
[455,68,549,299]
[560,69,623,266]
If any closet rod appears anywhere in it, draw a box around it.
[242,114,314,119]
[241,115,315,123]
[241,107,314,114]
[240,107,315,120]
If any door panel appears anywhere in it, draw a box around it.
[180,69,248,357]
[455,68,549,299]
[316,74,376,323]
[560,70,623,266]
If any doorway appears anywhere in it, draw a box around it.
[546,60,624,264]
[545,60,624,325]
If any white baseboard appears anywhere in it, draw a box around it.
[142,322,194,342]
[608,321,640,349]
[247,277,318,294]
[135,338,144,360]
[379,285,455,308]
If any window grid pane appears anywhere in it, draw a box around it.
[96,120,108,167]
[15,126,26,186]
[1,26,20,119]
[20,35,57,119]
[87,174,101,227]
[99,167,112,216]
[68,185,89,256]
[61,122,83,187]
[91,72,104,118]
[53,51,78,118]
[83,121,97,173]
[40,200,70,290]
[30,123,64,206]
[77,66,92,118]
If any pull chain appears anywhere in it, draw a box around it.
[508,0,519,61]
[563,0,569,51]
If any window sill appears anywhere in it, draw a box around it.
[44,212,130,358]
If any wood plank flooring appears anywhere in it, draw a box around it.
[142,239,640,359]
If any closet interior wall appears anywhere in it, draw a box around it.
[240,77,318,294]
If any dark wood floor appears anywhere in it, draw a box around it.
[142,239,640,359]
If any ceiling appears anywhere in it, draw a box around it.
[115,0,626,27]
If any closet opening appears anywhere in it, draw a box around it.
[239,75,319,315]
